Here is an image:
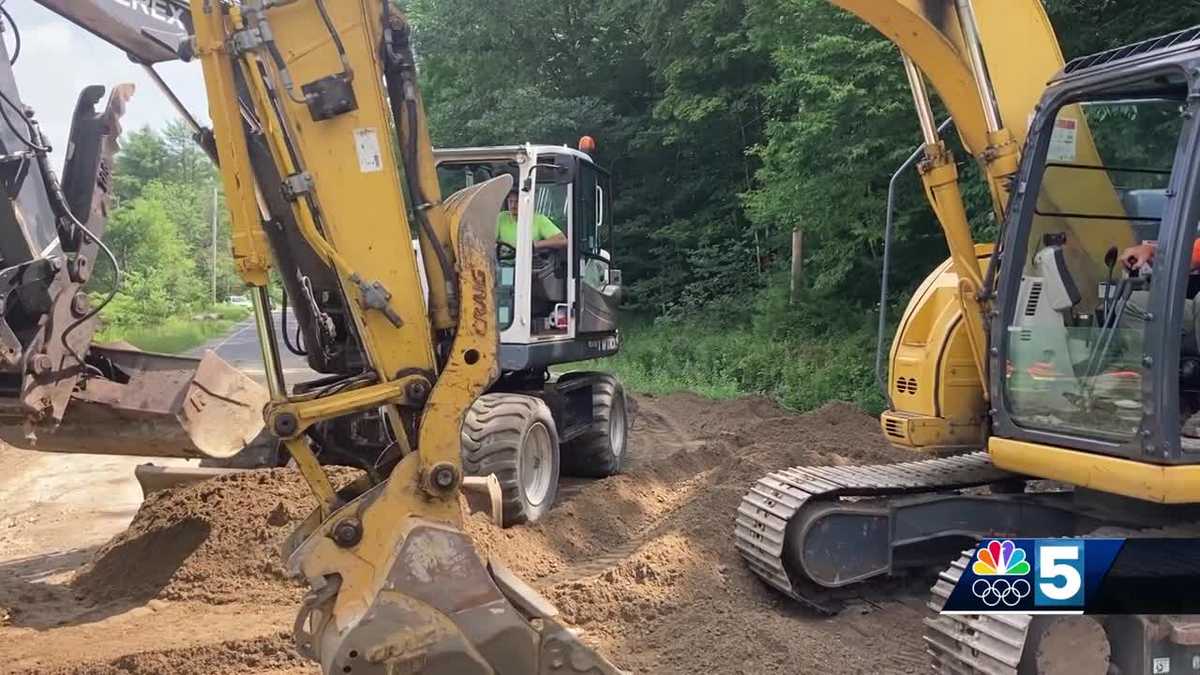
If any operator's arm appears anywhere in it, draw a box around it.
[533,215,568,251]
[1122,243,1157,270]
[1121,240,1200,272]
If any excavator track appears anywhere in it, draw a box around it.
[734,452,1013,613]
[925,523,1200,674]
[925,552,1032,674]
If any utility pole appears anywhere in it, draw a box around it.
[790,227,804,304]
[211,185,219,304]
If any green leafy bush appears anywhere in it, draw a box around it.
[95,304,250,354]
[571,293,889,415]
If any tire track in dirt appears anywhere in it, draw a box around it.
[555,394,698,510]
[471,394,932,674]
[540,395,728,585]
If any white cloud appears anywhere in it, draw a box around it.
[6,0,210,168]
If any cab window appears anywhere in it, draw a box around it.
[574,162,612,291]
[1003,95,1186,441]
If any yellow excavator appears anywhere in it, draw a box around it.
[1,0,619,672]
[14,0,1200,672]
[737,1,1200,673]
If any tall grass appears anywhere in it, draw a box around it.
[570,315,887,415]
[95,304,251,354]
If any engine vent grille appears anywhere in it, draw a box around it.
[895,377,919,395]
[1024,281,1043,317]
[883,418,905,439]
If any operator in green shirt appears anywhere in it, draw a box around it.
[497,189,567,251]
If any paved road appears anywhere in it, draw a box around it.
[192,309,319,387]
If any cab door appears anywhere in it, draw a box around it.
[574,161,620,334]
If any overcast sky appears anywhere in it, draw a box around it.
[7,1,209,168]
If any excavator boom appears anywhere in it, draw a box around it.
[831,0,1063,157]
[187,1,619,672]
[33,0,192,64]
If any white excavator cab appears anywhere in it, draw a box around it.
[435,144,629,528]
[434,143,621,372]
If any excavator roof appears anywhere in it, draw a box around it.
[433,145,596,165]
[1052,25,1200,85]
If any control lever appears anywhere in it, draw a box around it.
[1103,246,1119,318]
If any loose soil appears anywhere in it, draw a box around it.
[71,469,361,607]
[0,393,932,674]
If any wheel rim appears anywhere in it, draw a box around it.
[609,392,627,458]
[520,421,554,507]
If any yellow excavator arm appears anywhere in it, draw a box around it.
[825,0,1130,451]
[832,1,1058,153]
[187,1,618,673]
[826,0,1058,409]
[12,1,619,670]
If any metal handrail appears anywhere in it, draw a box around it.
[875,118,954,398]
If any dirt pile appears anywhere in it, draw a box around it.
[466,393,928,674]
[72,469,355,606]
[43,633,308,675]
[50,392,927,674]
[644,392,902,467]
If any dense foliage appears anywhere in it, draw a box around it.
[413,0,1200,310]
[95,121,245,342]
[410,0,1200,408]
[96,1,1200,385]
[411,0,927,316]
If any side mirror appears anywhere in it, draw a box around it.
[603,268,623,303]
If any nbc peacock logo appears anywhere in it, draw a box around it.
[970,540,1032,608]
[972,540,1031,576]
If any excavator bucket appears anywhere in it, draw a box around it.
[0,347,269,459]
[134,464,250,498]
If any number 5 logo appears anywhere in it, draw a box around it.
[1035,541,1085,607]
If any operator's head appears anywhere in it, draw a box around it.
[506,190,519,215]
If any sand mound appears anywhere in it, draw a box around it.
[64,393,926,673]
[44,633,308,675]
[462,395,926,673]
[469,396,901,578]
[72,469,354,606]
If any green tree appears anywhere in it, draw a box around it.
[409,0,783,313]
[113,126,171,203]
[1044,0,1200,57]
[103,180,206,321]
[744,0,943,307]
[99,122,239,329]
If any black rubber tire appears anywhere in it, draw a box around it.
[559,373,630,478]
[461,393,560,527]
